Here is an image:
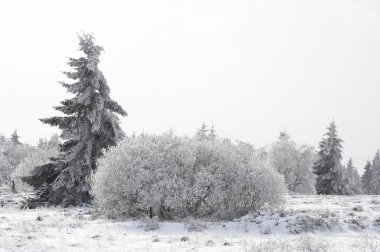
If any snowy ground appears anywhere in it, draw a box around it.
[1,189,380,252]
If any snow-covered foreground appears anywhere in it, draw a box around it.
[1,190,380,252]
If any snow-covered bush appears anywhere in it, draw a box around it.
[1,141,35,167]
[296,235,331,252]
[0,153,13,186]
[0,139,38,189]
[247,240,293,252]
[345,216,370,231]
[139,216,160,231]
[185,217,207,232]
[92,133,287,220]
[13,147,58,178]
[11,147,58,191]
[287,212,341,234]
[269,132,316,194]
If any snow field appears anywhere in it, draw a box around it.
[0,190,379,252]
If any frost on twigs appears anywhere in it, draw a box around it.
[138,216,160,231]
[91,132,287,220]
[185,217,207,232]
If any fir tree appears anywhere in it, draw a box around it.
[313,121,348,195]
[47,134,60,149]
[195,121,208,140]
[37,138,46,149]
[11,130,20,145]
[361,161,372,194]
[346,158,361,195]
[279,130,290,141]
[0,134,5,144]
[208,122,217,140]
[371,150,380,194]
[24,33,127,207]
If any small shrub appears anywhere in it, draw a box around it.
[287,212,340,234]
[320,209,337,218]
[360,232,379,252]
[373,217,380,227]
[260,225,272,235]
[139,216,160,231]
[180,236,189,242]
[279,212,287,218]
[353,206,364,212]
[206,240,214,246]
[185,218,207,232]
[346,216,369,231]
[371,200,380,205]
[240,221,249,233]
[296,235,331,252]
[248,240,293,252]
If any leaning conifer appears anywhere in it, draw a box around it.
[24,33,127,207]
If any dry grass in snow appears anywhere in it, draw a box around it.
[1,188,380,252]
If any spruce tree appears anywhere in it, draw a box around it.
[371,150,380,194]
[313,121,348,195]
[47,134,60,149]
[24,33,127,207]
[11,130,20,145]
[208,122,217,140]
[195,121,208,140]
[279,130,290,141]
[37,138,46,149]
[0,134,5,144]
[346,158,361,195]
[361,161,372,194]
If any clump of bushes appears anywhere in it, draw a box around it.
[91,133,287,220]
[295,235,331,252]
[287,211,341,234]
[345,216,370,231]
[352,205,364,212]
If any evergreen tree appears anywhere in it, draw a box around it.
[279,130,290,141]
[313,121,348,195]
[0,134,5,144]
[11,130,20,145]
[371,150,380,194]
[208,122,217,140]
[195,121,208,140]
[346,158,361,194]
[24,33,127,207]
[47,134,60,149]
[361,161,372,194]
[37,138,46,149]
[270,131,295,186]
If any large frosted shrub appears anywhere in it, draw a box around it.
[92,133,287,220]
[0,140,36,188]
[269,132,316,194]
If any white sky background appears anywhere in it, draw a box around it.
[1,0,380,173]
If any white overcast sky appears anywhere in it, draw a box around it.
[1,0,380,172]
